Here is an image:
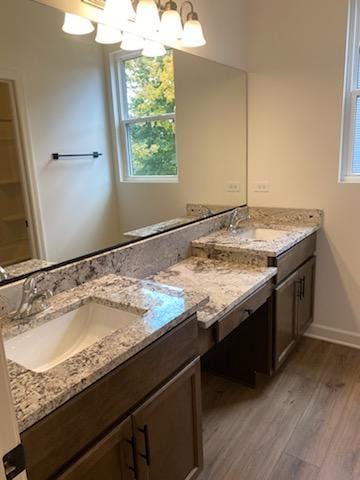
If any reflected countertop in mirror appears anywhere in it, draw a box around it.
[0,0,247,285]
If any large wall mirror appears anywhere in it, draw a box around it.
[0,0,247,285]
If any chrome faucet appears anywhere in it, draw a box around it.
[228,208,250,231]
[199,205,212,218]
[13,273,53,320]
[0,265,10,282]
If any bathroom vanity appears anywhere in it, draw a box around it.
[272,233,316,368]
[0,207,322,480]
[21,317,202,480]
[0,4,323,477]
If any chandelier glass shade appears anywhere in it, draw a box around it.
[63,0,206,56]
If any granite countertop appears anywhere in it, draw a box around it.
[1,274,208,432]
[6,259,55,278]
[123,203,235,239]
[192,222,320,259]
[124,217,196,238]
[148,257,277,329]
[1,207,322,435]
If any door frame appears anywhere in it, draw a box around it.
[0,70,47,260]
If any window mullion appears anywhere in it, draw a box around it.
[111,50,177,182]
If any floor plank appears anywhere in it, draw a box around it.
[318,382,360,480]
[199,371,315,479]
[268,453,319,480]
[199,339,360,480]
[285,344,360,467]
[283,337,333,382]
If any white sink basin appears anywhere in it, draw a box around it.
[5,302,141,373]
[234,228,287,241]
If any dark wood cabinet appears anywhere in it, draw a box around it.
[274,271,298,368]
[296,257,315,335]
[22,316,203,480]
[274,256,316,369]
[58,360,202,480]
[133,360,203,480]
[58,418,135,480]
[202,283,274,386]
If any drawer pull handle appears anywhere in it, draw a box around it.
[138,425,151,466]
[244,309,253,316]
[301,277,306,299]
[126,436,138,479]
[296,279,302,298]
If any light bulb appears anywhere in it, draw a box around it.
[104,0,136,25]
[62,13,95,35]
[142,39,166,57]
[136,0,161,35]
[95,24,123,44]
[121,32,145,51]
[160,9,183,43]
[182,19,206,47]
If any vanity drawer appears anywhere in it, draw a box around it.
[273,233,317,283]
[216,282,273,342]
[21,315,198,480]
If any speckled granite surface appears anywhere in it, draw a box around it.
[0,206,322,435]
[192,223,321,264]
[6,259,55,278]
[124,217,196,238]
[148,257,276,329]
[186,204,236,217]
[2,274,208,432]
[10,210,234,302]
[123,205,235,239]
[248,207,323,226]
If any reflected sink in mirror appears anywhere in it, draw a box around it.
[0,0,247,287]
[4,303,141,373]
[233,228,288,242]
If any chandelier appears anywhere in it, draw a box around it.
[62,0,206,57]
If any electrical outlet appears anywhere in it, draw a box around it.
[254,181,270,193]
[227,182,241,193]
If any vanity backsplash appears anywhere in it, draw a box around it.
[0,207,323,313]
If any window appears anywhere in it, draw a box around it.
[340,0,360,182]
[110,50,177,182]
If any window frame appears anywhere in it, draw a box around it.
[340,0,360,182]
[108,49,178,184]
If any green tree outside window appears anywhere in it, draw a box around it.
[123,51,177,177]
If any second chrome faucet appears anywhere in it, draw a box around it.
[14,273,53,320]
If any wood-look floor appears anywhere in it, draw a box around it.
[198,338,360,480]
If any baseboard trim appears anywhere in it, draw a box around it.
[305,323,360,350]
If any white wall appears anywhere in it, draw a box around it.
[1,0,122,262]
[247,0,360,346]
[181,0,248,70]
[13,0,358,349]
[116,50,247,232]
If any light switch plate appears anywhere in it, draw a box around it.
[227,182,241,193]
[254,181,270,193]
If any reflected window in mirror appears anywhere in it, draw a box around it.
[110,50,177,183]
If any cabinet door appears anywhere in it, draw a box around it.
[57,417,136,480]
[297,257,316,335]
[274,271,299,369]
[133,359,203,480]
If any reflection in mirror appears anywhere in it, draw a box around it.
[0,0,247,284]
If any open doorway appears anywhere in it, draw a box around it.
[0,80,39,267]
